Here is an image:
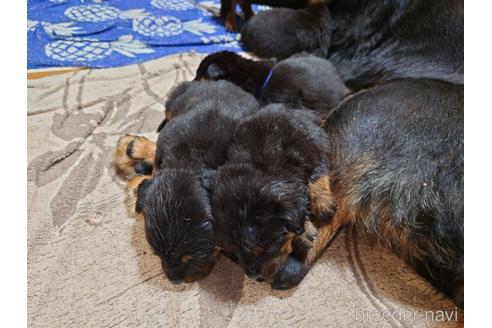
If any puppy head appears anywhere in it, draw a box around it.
[212,164,308,281]
[137,168,219,283]
[158,81,198,132]
[195,51,243,81]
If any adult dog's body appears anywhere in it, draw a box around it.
[241,0,463,89]
[275,79,464,306]
[328,0,463,89]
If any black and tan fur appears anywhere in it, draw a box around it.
[195,51,350,117]
[113,80,259,283]
[211,105,336,284]
[273,79,464,307]
[241,0,463,90]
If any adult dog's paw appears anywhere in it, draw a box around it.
[271,256,307,290]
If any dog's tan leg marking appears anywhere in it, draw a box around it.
[224,0,238,32]
[113,135,156,179]
[238,0,254,19]
[125,175,151,219]
[307,175,337,222]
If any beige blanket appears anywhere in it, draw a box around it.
[27,54,460,328]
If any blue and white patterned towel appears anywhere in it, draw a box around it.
[28,0,267,69]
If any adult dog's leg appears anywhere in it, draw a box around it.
[238,0,254,20]
[271,218,342,290]
[307,174,337,222]
[221,0,239,31]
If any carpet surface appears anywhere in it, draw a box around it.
[27,53,460,327]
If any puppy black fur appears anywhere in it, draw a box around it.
[137,80,260,283]
[241,4,331,59]
[241,0,463,89]
[158,80,259,132]
[196,51,349,116]
[212,105,336,283]
[212,163,308,280]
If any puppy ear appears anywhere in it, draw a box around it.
[198,169,217,192]
[135,178,153,213]
[206,63,227,80]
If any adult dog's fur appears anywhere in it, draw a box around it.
[270,79,464,307]
[220,0,312,32]
[212,105,336,283]
[195,51,349,115]
[241,0,464,89]
[114,80,259,283]
[241,3,331,59]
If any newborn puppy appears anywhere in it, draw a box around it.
[157,80,260,132]
[138,169,219,283]
[241,3,331,60]
[114,80,260,283]
[212,104,336,286]
[220,0,314,32]
[212,164,308,281]
[196,51,349,116]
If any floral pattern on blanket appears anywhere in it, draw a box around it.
[27,0,266,68]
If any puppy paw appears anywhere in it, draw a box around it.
[114,135,156,179]
[271,256,307,290]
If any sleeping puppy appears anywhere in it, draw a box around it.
[212,105,336,286]
[220,0,316,32]
[157,79,260,132]
[114,80,260,283]
[212,164,308,281]
[240,3,331,59]
[241,0,463,89]
[195,51,349,117]
[244,79,464,307]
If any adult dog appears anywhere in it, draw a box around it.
[241,0,463,89]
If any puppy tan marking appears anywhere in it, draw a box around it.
[113,135,156,178]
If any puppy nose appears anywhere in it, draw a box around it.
[165,270,184,284]
[163,264,184,284]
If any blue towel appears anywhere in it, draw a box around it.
[28,0,267,69]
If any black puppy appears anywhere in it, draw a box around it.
[240,2,330,59]
[157,79,260,132]
[252,79,464,307]
[241,0,463,89]
[114,80,260,283]
[212,163,308,280]
[212,105,336,285]
[196,51,349,116]
[220,0,315,32]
